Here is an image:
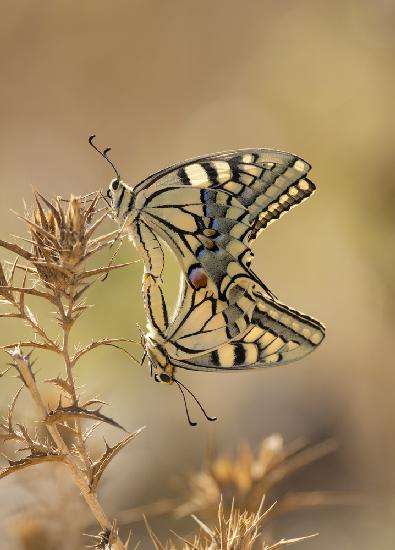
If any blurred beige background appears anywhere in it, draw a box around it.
[0,0,394,548]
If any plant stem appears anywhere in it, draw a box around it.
[12,349,126,550]
[60,289,95,477]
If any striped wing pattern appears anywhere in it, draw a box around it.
[132,221,169,336]
[107,147,325,374]
[128,150,316,304]
[135,149,315,246]
[166,282,325,371]
[140,186,253,299]
[164,278,258,357]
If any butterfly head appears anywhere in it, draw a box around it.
[107,177,120,199]
[145,337,175,385]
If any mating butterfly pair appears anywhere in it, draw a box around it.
[90,138,325,423]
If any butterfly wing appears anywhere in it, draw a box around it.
[132,184,275,304]
[131,149,315,299]
[168,287,325,372]
[135,210,262,347]
[131,220,169,337]
[147,273,258,358]
[134,149,315,246]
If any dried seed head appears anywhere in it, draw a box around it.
[29,194,101,288]
[149,500,316,550]
[0,190,130,324]
[175,436,338,520]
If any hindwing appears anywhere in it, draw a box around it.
[167,285,325,372]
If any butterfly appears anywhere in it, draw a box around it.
[89,137,325,422]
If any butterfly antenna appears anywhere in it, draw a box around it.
[88,134,121,181]
[174,378,217,422]
[174,380,197,427]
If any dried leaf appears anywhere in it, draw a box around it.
[83,212,107,242]
[90,427,145,490]
[32,259,73,276]
[0,239,33,261]
[82,398,109,408]
[73,283,91,302]
[23,305,38,325]
[0,312,21,318]
[17,213,59,244]
[77,262,133,280]
[71,338,140,365]
[6,386,24,433]
[45,376,74,396]
[265,534,318,549]
[0,452,63,480]
[0,341,56,352]
[8,256,20,287]
[82,422,102,442]
[4,262,36,275]
[0,285,55,302]
[47,404,126,431]
[0,365,12,378]
[35,192,63,228]
[14,424,51,455]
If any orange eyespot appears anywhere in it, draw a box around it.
[189,266,208,289]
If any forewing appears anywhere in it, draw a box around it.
[141,186,265,300]
[134,149,315,245]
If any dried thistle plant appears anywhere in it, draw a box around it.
[117,433,354,548]
[119,435,346,527]
[175,434,346,520]
[0,192,143,550]
[147,500,317,550]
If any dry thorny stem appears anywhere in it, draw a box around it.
[0,192,144,549]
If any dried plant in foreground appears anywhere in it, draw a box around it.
[116,434,355,549]
[0,192,143,549]
[120,434,350,529]
[147,500,317,550]
[174,434,349,521]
